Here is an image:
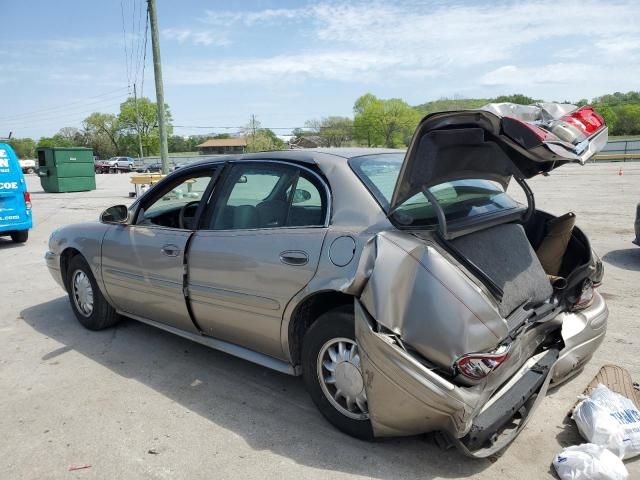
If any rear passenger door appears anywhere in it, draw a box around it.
[187,162,329,360]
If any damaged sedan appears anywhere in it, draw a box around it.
[45,103,609,457]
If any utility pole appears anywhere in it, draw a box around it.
[147,0,169,174]
[133,83,144,161]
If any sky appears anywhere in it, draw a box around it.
[1,0,639,139]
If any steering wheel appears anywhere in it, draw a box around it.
[178,201,200,229]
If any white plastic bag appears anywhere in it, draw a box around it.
[573,384,640,459]
[553,444,628,480]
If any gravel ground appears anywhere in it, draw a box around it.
[1,163,639,479]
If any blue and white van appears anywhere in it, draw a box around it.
[0,143,32,243]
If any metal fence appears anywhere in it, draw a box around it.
[592,139,640,162]
[134,139,640,168]
[135,154,223,170]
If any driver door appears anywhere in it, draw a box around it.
[101,167,217,333]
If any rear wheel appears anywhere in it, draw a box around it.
[66,255,120,330]
[10,230,28,243]
[302,306,373,439]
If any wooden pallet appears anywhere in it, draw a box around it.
[580,364,640,410]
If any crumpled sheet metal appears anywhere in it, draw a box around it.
[359,230,508,369]
[480,102,578,124]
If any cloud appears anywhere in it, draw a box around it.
[165,51,411,85]
[162,28,230,47]
[165,0,640,93]
[480,64,598,86]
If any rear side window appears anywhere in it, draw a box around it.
[350,153,521,227]
[209,163,327,230]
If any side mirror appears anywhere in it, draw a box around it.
[100,205,129,224]
[292,189,311,204]
[237,175,248,184]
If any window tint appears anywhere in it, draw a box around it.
[287,173,327,227]
[211,164,327,230]
[350,153,521,227]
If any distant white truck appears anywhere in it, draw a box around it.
[18,159,36,174]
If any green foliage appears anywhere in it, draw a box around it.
[302,116,354,147]
[246,129,285,152]
[83,113,121,158]
[37,134,75,149]
[118,97,172,156]
[7,137,36,158]
[353,94,420,147]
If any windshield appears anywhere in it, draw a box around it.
[349,153,521,227]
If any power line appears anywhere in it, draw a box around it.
[0,87,129,122]
[139,2,150,98]
[1,99,127,129]
[120,0,131,87]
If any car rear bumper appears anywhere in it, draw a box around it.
[355,291,607,457]
[45,251,65,289]
[0,218,32,234]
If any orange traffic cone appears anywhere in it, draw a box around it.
[618,167,624,176]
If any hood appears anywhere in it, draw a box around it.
[390,103,608,211]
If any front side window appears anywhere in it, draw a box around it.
[350,153,521,227]
[210,163,327,230]
[137,171,215,229]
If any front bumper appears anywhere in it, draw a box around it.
[355,291,608,457]
[45,251,65,289]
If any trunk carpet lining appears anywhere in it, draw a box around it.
[451,223,553,317]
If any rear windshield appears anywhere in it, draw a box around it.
[349,153,521,227]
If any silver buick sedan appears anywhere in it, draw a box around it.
[46,104,609,457]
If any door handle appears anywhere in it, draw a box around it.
[161,244,181,257]
[280,250,309,266]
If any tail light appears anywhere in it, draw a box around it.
[455,344,510,380]
[23,191,32,209]
[503,105,606,150]
[573,279,595,311]
[549,106,605,146]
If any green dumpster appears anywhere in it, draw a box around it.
[37,147,96,193]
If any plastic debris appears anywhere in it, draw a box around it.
[68,464,92,471]
[573,384,640,459]
[553,444,628,480]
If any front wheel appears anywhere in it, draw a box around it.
[10,230,28,243]
[302,306,373,440]
[66,255,120,330]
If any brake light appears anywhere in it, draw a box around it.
[568,107,605,135]
[550,106,605,145]
[573,279,595,311]
[23,191,32,209]
[455,345,510,380]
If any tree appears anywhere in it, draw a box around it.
[118,97,172,156]
[243,117,285,152]
[37,135,74,149]
[493,94,537,105]
[7,138,36,158]
[83,113,121,155]
[304,116,353,147]
[614,104,640,135]
[353,95,420,147]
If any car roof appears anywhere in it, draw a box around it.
[181,147,405,169]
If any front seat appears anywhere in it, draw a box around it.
[233,205,259,229]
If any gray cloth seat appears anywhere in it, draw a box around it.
[452,223,553,317]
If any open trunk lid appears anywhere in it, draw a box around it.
[390,103,608,211]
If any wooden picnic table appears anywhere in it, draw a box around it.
[129,173,165,197]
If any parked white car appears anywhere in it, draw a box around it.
[18,159,36,174]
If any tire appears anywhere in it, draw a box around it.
[302,306,374,440]
[26,167,35,174]
[10,230,28,243]
[66,255,120,330]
